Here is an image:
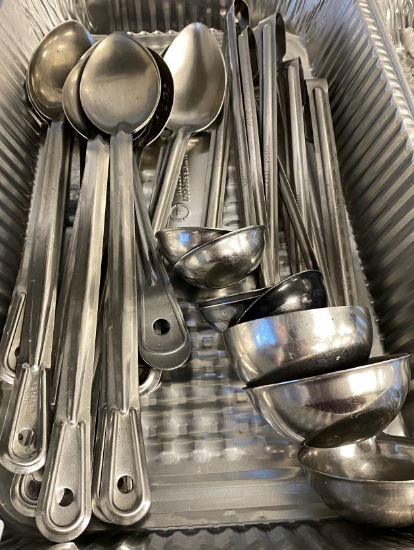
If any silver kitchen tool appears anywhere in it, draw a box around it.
[10,468,43,518]
[151,22,226,233]
[0,21,94,475]
[225,305,372,387]
[79,33,160,528]
[299,433,414,527]
[246,354,410,447]
[236,270,326,324]
[306,79,358,306]
[197,288,267,333]
[256,13,286,284]
[156,228,229,266]
[238,26,273,286]
[174,226,265,289]
[36,71,109,541]
[131,42,191,371]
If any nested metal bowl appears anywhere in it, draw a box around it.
[197,288,267,333]
[298,434,414,527]
[156,227,229,265]
[224,306,373,386]
[245,354,411,447]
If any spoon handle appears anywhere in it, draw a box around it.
[94,130,150,525]
[37,135,109,542]
[134,160,191,370]
[151,128,191,233]
[0,130,50,385]
[0,120,70,474]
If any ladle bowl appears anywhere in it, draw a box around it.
[236,270,327,324]
[224,306,373,386]
[197,288,267,333]
[156,227,229,265]
[245,354,410,448]
[173,225,265,289]
[298,432,414,527]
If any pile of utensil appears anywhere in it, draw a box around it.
[0,2,412,542]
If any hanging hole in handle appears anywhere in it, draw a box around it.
[117,475,134,494]
[26,478,41,501]
[57,488,74,507]
[17,428,35,447]
[152,319,170,335]
[14,346,20,358]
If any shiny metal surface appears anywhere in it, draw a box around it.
[237,270,327,324]
[0,21,93,476]
[156,227,229,265]
[0,0,413,544]
[299,434,414,527]
[246,354,410,447]
[197,287,267,332]
[151,23,226,232]
[80,33,160,136]
[225,306,373,386]
[174,225,265,289]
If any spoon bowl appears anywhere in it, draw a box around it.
[156,227,229,265]
[246,354,410,447]
[80,32,161,136]
[224,306,373,386]
[27,20,94,121]
[174,225,265,289]
[236,270,327,324]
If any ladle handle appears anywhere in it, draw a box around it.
[37,135,109,542]
[134,161,191,370]
[307,80,358,306]
[278,159,318,271]
[0,120,70,474]
[226,9,255,227]
[152,128,191,233]
[205,91,231,228]
[238,28,274,287]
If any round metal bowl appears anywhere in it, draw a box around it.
[299,433,414,527]
[156,227,229,265]
[223,306,373,386]
[245,354,411,447]
[236,270,327,324]
[197,288,267,332]
[173,225,265,289]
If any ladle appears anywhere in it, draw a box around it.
[34,42,109,542]
[79,33,160,526]
[151,22,226,233]
[236,270,326,324]
[0,21,94,476]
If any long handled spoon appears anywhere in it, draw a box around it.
[0,21,94,475]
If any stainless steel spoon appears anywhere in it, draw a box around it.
[151,22,226,233]
[0,21,94,476]
[79,33,160,527]
[34,42,109,542]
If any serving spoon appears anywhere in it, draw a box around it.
[79,32,160,526]
[0,20,94,475]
